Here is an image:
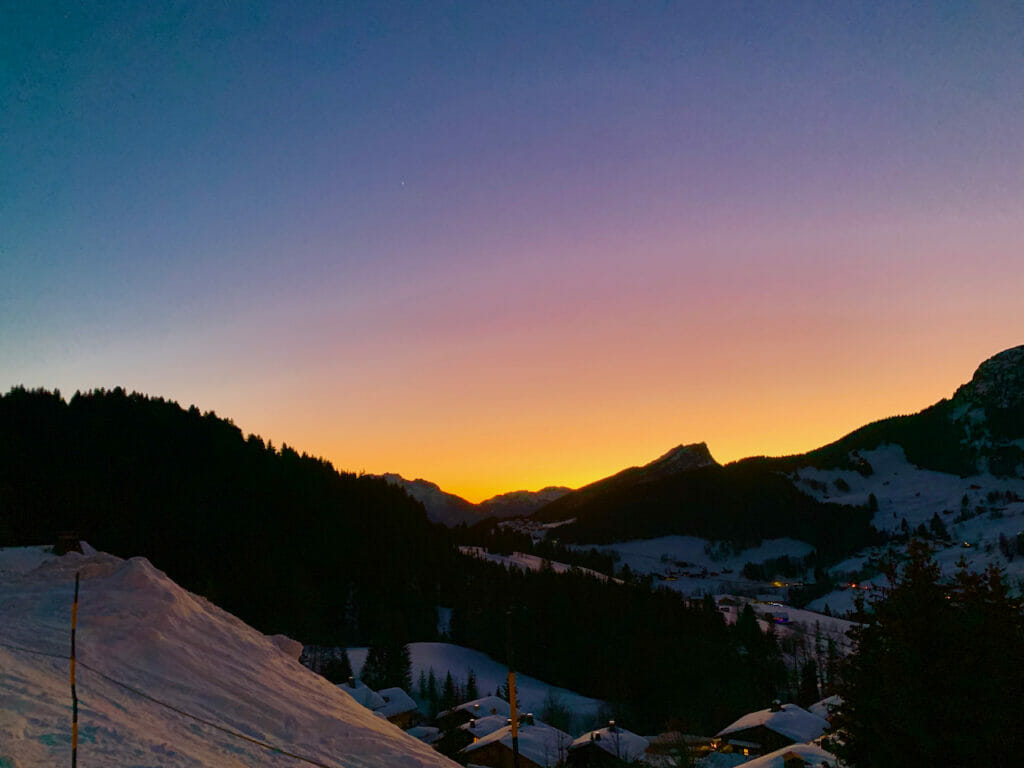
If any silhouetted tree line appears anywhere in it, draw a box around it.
[442,557,789,733]
[0,386,449,644]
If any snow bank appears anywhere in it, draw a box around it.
[0,549,458,767]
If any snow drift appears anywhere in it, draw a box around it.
[0,548,458,767]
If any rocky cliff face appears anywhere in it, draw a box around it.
[953,345,1024,411]
[949,345,1024,477]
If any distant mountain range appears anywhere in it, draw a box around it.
[376,474,571,527]
[393,345,1024,560]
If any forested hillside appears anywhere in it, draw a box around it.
[0,386,449,644]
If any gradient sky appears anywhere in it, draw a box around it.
[3,2,1023,501]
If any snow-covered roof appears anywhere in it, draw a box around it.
[462,721,572,768]
[375,687,418,718]
[441,695,510,719]
[458,713,509,739]
[406,725,440,744]
[732,743,837,768]
[571,725,650,762]
[807,695,842,720]
[338,680,386,710]
[716,703,829,744]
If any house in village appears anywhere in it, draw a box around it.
[338,678,386,710]
[567,721,649,766]
[807,695,841,725]
[375,686,420,728]
[337,678,419,728]
[435,711,509,757]
[461,717,572,768]
[437,695,511,732]
[729,743,837,768]
[715,701,829,756]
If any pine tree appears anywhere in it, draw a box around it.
[442,671,457,711]
[427,668,440,717]
[322,648,353,684]
[466,668,479,700]
[835,540,1024,767]
[360,644,389,690]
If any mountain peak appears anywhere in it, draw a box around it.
[953,344,1024,410]
[646,442,718,474]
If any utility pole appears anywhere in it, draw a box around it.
[506,609,520,768]
[70,572,80,768]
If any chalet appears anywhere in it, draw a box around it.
[730,743,837,768]
[435,713,508,756]
[807,695,842,725]
[461,718,572,768]
[567,721,649,766]
[375,687,420,728]
[437,695,511,731]
[715,701,829,755]
[644,732,717,764]
[337,678,385,710]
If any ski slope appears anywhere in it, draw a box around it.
[0,547,458,768]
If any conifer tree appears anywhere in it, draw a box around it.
[442,671,457,711]
[835,540,1024,767]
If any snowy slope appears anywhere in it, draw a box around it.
[347,642,606,732]
[0,548,458,768]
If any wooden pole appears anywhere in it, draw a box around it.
[70,572,79,768]
[506,609,519,768]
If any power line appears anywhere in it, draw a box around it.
[0,638,343,768]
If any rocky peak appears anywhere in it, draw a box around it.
[645,442,718,476]
[953,345,1024,411]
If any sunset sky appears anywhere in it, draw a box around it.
[3,2,1022,501]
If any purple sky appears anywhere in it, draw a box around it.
[3,2,1023,499]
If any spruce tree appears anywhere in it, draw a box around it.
[835,540,1024,767]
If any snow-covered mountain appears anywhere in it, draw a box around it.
[378,474,480,526]
[0,546,458,768]
[378,474,570,527]
[477,486,572,518]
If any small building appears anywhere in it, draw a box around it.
[405,725,440,745]
[375,687,420,729]
[436,713,508,757]
[568,721,649,766]
[715,702,829,754]
[807,695,841,724]
[461,719,572,768]
[729,743,837,768]
[437,695,511,731]
[337,679,385,710]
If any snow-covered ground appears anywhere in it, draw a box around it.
[574,536,814,597]
[0,547,458,768]
[794,444,1024,534]
[794,445,1024,615]
[716,597,858,656]
[348,642,607,733]
[459,546,617,582]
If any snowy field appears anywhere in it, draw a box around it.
[795,445,1024,614]
[348,642,607,733]
[0,547,458,768]
[458,546,616,582]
